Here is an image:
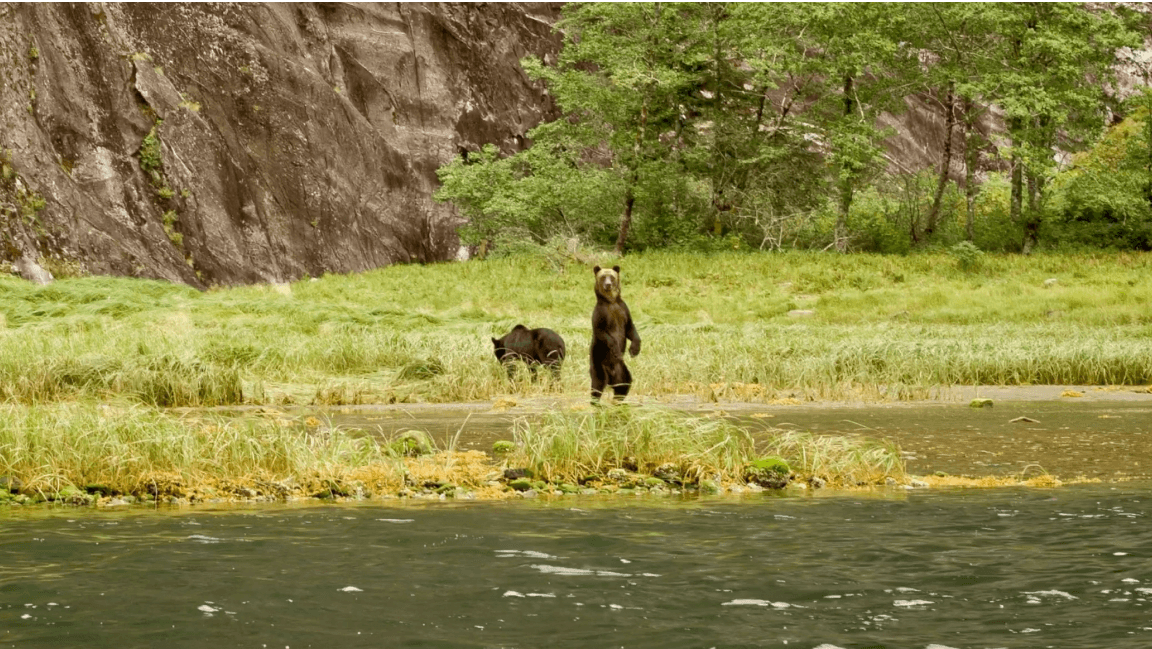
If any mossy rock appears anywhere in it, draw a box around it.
[653,463,682,484]
[0,475,22,493]
[644,476,666,488]
[605,467,629,483]
[558,483,580,494]
[969,398,993,408]
[744,457,792,489]
[434,483,457,495]
[748,457,790,475]
[56,485,94,506]
[700,479,721,495]
[491,440,516,455]
[508,478,533,492]
[390,430,433,457]
[530,480,547,492]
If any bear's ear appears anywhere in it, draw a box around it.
[593,265,601,274]
[491,337,500,346]
[612,265,620,274]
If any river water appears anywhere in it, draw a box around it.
[4,484,1151,648]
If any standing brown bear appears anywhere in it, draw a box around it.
[590,265,641,402]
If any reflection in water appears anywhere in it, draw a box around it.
[2,485,1152,648]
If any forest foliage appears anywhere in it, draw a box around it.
[435,3,1152,255]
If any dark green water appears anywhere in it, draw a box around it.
[3,484,1152,648]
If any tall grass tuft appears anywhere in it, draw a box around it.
[760,430,905,486]
[0,403,394,496]
[507,406,905,486]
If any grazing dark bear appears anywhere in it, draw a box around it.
[590,265,640,402]
[491,325,566,381]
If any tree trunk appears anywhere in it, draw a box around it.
[616,181,636,255]
[1146,89,1152,207]
[615,102,648,255]
[1008,119,1023,227]
[615,4,659,256]
[1022,170,1041,254]
[710,3,725,235]
[962,98,977,242]
[834,74,854,253]
[924,80,955,241]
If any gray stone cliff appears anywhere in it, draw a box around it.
[0,3,560,286]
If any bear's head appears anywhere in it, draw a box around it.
[593,265,621,302]
[492,325,529,362]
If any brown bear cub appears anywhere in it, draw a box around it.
[590,265,641,402]
[492,325,566,380]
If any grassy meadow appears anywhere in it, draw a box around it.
[2,249,1151,407]
[1,249,1150,501]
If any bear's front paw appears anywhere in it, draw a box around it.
[629,342,640,357]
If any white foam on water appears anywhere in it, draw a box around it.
[1122,578,1140,583]
[376,519,414,523]
[1021,628,1040,633]
[619,558,631,564]
[187,535,224,544]
[1114,552,1129,556]
[721,599,798,609]
[1135,588,1152,595]
[198,605,218,614]
[339,586,362,592]
[526,593,555,598]
[895,587,920,593]
[1023,590,1078,600]
[20,614,31,620]
[824,595,841,599]
[926,645,962,649]
[529,565,593,576]
[608,604,623,610]
[893,600,934,607]
[528,564,630,577]
[811,645,847,649]
[497,550,558,560]
[503,591,525,598]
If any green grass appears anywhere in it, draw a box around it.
[0,403,397,498]
[1,250,1151,407]
[506,406,905,487]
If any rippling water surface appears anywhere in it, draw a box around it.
[3,485,1152,648]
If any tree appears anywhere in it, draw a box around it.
[978,3,1139,252]
[534,3,710,253]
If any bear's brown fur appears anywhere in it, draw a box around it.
[492,325,566,381]
[589,265,640,401]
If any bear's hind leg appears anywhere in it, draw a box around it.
[590,363,608,402]
[610,363,633,401]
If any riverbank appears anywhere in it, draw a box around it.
[3,250,1150,506]
[5,392,1144,508]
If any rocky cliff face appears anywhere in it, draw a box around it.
[0,3,561,286]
